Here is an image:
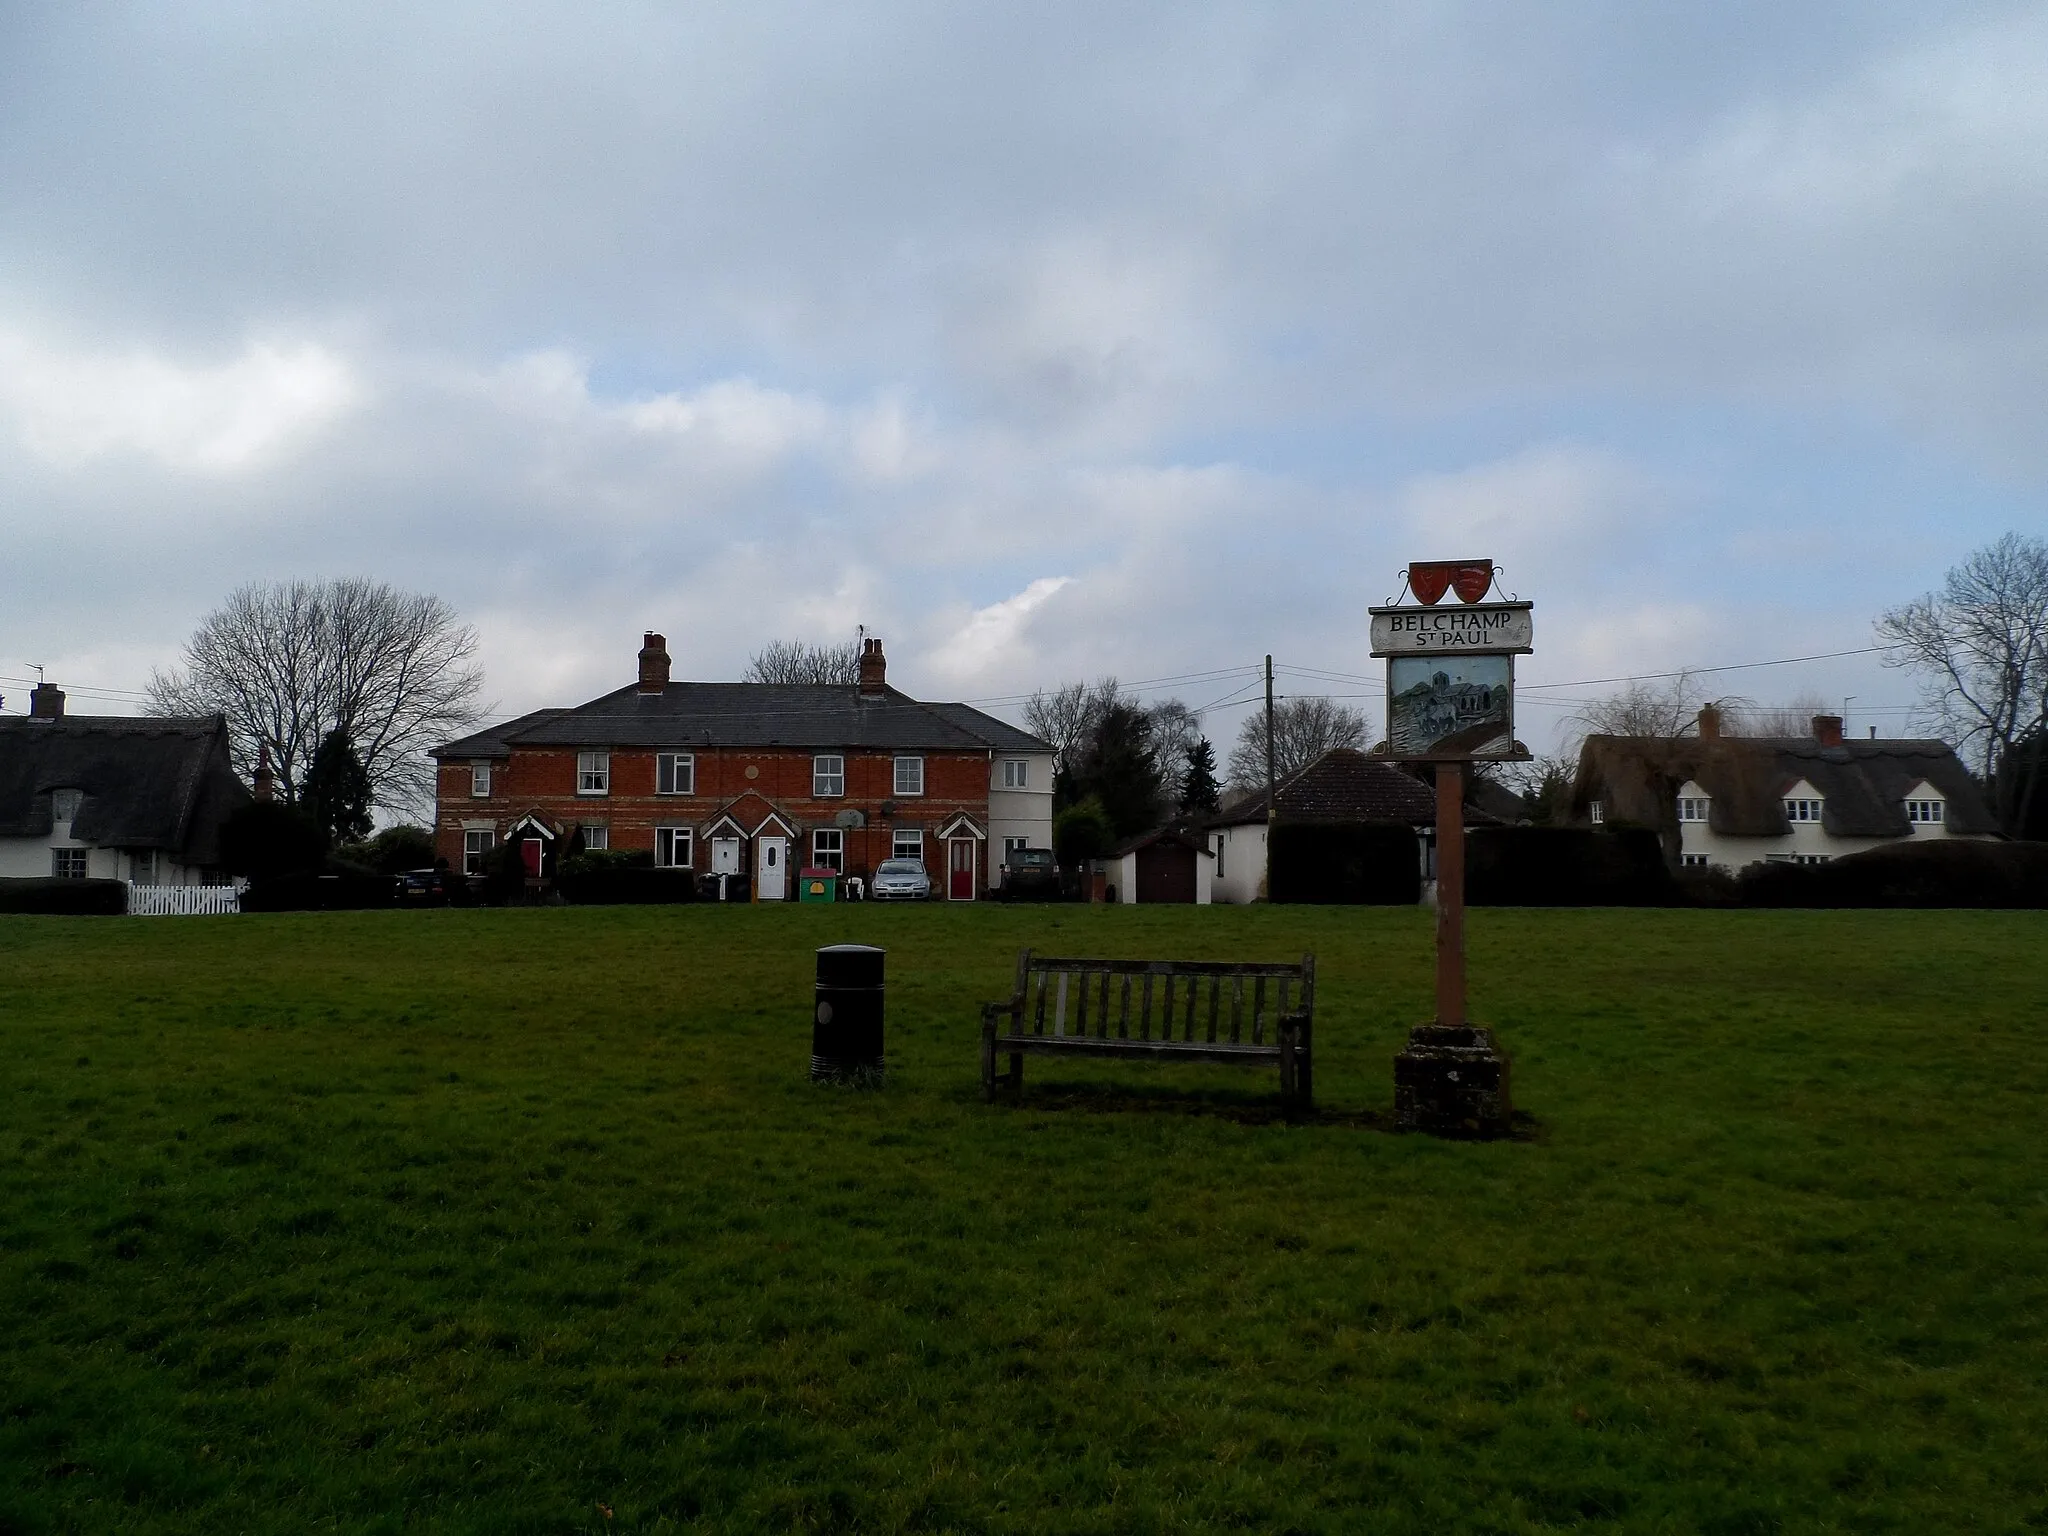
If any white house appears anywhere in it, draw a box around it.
[0,684,249,885]
[1578,707,1999,872]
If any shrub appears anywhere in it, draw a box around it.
[1466,826,1675,907]
[1740,839,2048,909]
[219,802,327,881]
[557,867,699,905]
[558,847,655,877]
[1269,822,1421,904]
[1054,798,1116,866]
[0,877,130,915]
[333,825,436,875]
[239,871,398,912]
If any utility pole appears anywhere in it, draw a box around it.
[1264,653,1277,819]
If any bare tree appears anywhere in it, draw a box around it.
[149,579,484,816]
[1879,532,2048,833]
[1024,677,1126,780]
[743,637,862,685]
[1568,670,1705,745]
[1144,698,1203,785]
[1226,696,1369,789]
[1724,692,1835,737]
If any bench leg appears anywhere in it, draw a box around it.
[1009,1052,1024,1096]
[1295,1019,1313,1111]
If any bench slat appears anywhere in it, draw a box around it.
[996,1035,1282,1065]
[1140,972,1154,1042]
[1253,975,1267,1046]
[1118,973,1132,1039]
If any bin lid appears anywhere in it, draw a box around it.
[816,943,885,986]
[800,867,839,879]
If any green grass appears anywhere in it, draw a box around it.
[3,904,2046,1534]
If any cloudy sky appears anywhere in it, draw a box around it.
[3,2,2043,754]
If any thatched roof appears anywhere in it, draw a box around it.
[1574,735,1997,838]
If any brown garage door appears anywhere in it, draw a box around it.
[1135,842,1197,903]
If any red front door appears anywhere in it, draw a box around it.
[520,838,544,878]
[948,838,976,900]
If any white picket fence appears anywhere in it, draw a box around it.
[127,883,242,916]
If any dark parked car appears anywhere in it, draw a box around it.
[998,846,1061,901]
[399,867,455,904]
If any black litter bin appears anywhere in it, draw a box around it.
[813,944,885,1081]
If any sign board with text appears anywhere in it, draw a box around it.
[1368,601,1532,655]
[1370,561,1531,762]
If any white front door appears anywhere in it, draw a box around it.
[711,837,741,875]
[757,836,787,901]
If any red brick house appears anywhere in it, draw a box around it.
[431,634,1054,900]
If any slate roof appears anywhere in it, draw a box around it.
[433,684,1051,757]
[1574,735,1999,838]
[0,715,250,864]
[1109,825,1215,859]
[1206,748,1440,828]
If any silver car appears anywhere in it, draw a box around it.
[869,858,932,901]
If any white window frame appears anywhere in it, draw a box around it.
[813,755,845,798]
[892,828,923,863]
[580,824,609,851]
[1001,759,1028,789]
[656,827,694,869]
[1214,834,1225,879]
[1680,853,1709,869]
[1784,798,1823,823]
[812,828,844,871]
[1002,836,1028,866]
[470,761,492,798]
[1677,797,1710,822]
[577,752,611,796]
[893,756,925,796]
[52,847,89,880]
[656,752,694,795]
[464,829,495,876]
[1588,800,1604,825]
[1906,799,1944,824]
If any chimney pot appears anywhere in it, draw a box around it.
[253,744,275,803]
[28,682,65,720]
[637,632,671,694]
[1696,702,1720,740]
[857,637,886,696]
[1812,714,1844,747]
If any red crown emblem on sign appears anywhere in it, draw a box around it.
[1407,560,1493,605]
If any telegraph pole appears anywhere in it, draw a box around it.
[1264,654,1277,843]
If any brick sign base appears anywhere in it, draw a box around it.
[1393,1024,1514,1137]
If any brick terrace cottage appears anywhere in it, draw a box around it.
[432,635,1054,900]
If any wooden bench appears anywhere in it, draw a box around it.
[980,950,1315,1108]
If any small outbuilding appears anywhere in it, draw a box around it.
[1105,825,1214,904]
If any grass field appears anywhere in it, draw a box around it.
[3,903,2046,1534]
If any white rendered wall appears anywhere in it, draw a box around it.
[986,752,1056,888]
[1675,778,1988,871]
[1208,823,1267,904]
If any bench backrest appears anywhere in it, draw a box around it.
[1002,951,1314,1046]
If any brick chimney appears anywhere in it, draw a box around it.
[1812,714,1844,747]
[28,681,65,720]
[253,745,275,803]
[857,637,886,697]
[637,632,670,694]
[1696,702,1720,740]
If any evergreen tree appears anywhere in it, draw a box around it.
[1069,702,1165,837]
[1180,737,1221,814]
[303,728,374,847]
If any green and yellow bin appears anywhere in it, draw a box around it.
[799,867,839,904]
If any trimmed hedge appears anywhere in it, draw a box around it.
[0,878,130,915]
[1269,822,1422,905]
[557,868,700,906]
[1466,826,1675,907]
[1740,838,2048,909]
[240,871,398,912]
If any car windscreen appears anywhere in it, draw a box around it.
[876,860,924,875]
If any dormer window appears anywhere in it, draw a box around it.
[1784,797,1823,822]
[1906,799,1944,824]
[51,788,82,824]
[1677,796,1710,822]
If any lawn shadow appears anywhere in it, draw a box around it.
[977,1081,1544,1139]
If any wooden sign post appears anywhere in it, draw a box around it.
[1369,559,1531,1133]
